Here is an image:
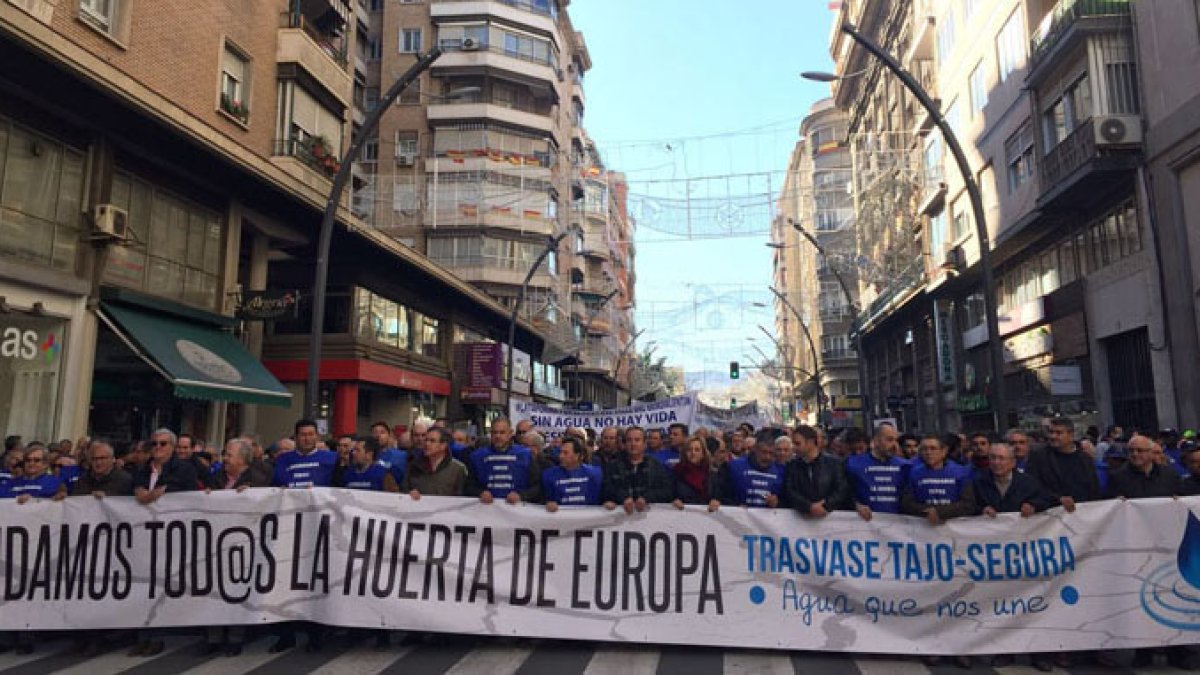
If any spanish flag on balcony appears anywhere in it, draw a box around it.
[459,204,478,217]
[490,205,513,214]
[522,155,541,166]
[446,149,466,159]
[585,166,602,177]
[471,149,488,157]
[523,209,541,219]
[817,140,842,155]
[507,154,522,165]
[487,150,503,162]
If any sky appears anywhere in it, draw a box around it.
[569,0,838,395]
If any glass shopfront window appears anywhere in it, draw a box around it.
[0,118,86,272]
[0,312,66,442]
[104,170,223,310]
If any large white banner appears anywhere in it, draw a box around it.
[509,394,696,439]
[3,490,1200,654]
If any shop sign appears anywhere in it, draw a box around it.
[832,395,863,411]
[956,393,990,413]
[462,343,503,389]
[236,290,299,321]
[1004,326,1053,363]
[933,301,956,387]
[1,316,63,364]
[1050,365,1083,396]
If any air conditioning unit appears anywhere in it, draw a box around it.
[91,204,130,241]
[1093,115,1142,147]
[941,246,963,273]
[461,37,480,51]
[396,154,415,167]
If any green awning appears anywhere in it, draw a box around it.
[98,302,292,407]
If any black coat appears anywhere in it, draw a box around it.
[974,471,1055,513]
[1024,446,1101,503]
[1105,464,1181,499]
[601,455,673,504]
[784,453,852,513]
[132,458,199,494]
[672,468,715,504]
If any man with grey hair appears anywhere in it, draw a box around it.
[974,443,1053,519]
[63,441,132,499]
[773,435,795,465]
[1004,428,1033,472]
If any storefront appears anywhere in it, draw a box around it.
[91,290,292,445]
[0,303,72,442]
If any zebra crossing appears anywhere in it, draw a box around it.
[0,632,1183,675]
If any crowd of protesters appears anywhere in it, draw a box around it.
[1,419,1198,668]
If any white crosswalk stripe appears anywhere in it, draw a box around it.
[723,650,794,675]
[179,638,283,675]
[582,645,660,675]
[55,637,193,675]
[307,645,412,675]
[443,644,534,675]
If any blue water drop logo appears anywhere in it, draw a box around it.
[1141,510,1200,630]
[1178,512,1200,590]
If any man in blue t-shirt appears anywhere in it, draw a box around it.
[340,438,387,491]
[465,418,542,504]
[901,434,975,524]
[542,437,601,510]
[845,423,908,520]
[4,445,61,502]
[272,419,337,488]
[716,433,784,508]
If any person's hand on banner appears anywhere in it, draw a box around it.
[707,499,720,512]
[1060,496,1076,513]
[622,497,636,514]
[809,500,829,518]
[1020,503,1036,517]
[135,486,166,505]
[924,507,942,525]
[409,489,421,501]
[479,490,494,504]
[603,500,618,511]
[765,494,779,509]
[15,494,31,505]
[635,497,648,512]
[672,499,684,510]
[982,506,998,518]
[506,492,521,505]
[546,501,559,513]
[856,503,873,521]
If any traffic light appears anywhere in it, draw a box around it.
[730,397,737,409]
[729,361,740,379]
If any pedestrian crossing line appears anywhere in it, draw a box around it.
[56,636,193,675]
[853,656,933,675]
[0,639,71,673]
[582,644,660,675]
[308,644,412,675]
[376,639,475,675]
[444,644,535,675]
[723,649,794,675]
[178,638,286,675]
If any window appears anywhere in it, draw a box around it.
[929,211,948,258]
[400,28,422,53]
[996,9,1025,82]
[369,0,382,9]
[104,171,223,309]
[936,7,957,63]
[0,118,86,272]
[367,38,382,61]
[1004,121,1034,192]
[361,137,379,163]
[219,42,251,123]
[414,312,441,358]
[393,175,418,213]
[969,61,987,118]
[79,0,118,34]
[1105,62,1141,114]
[355,289,412,350]
[943,99,962,143]
[951,202,969,241]
[364,86,380,111]
[395,130,418,160]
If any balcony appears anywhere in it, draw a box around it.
[278,11,353,106]
[431,0,559,36]
[918,163,946,215]
[821,348,858,363]
[425,154,552,180]
[431,46,559,89]
[1038,116,1141,211]
[579,230,611,260]
[905,0,936,63]
[427,102,555,135]
[1029,0,1132,76]
[423,204,556,236]
[272,137,340,191]
[429,257,556,288]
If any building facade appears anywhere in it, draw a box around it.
[347,0,634,412]
[0,0,555,446]
[825,0,1182,434]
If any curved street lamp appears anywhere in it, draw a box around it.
[802,21,1008,430]
[766,287,828,422]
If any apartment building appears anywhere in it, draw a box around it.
[773,99,861,428]
[348,0,634,411]
[0,0,554,444]
[828,0,1179,433]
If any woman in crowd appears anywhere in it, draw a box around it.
[673,436,719,511]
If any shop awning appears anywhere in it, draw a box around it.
[98,302,292,407]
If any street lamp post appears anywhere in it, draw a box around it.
[757,324,797,420]
[787,219,871,431]
[505,228,575,412]
[804,23,1009,431]
[767,286,828,422]
[305,48,443,419]
[572,287,620,407]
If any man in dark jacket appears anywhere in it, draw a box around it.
[1106,434,1181,499]
[785,425,850,517]
[1025,418,1100,512]
[66,441,133,498]
[602,426,673,513]
[975,443,1054,518]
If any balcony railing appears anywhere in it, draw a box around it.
[1041,117,1096,187]
[434,0,557,19]
[822,348,858,362]
[435,42,558,71]
[1030,0,1131,67]
[274,138,340,178]
[281,11,348,68]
